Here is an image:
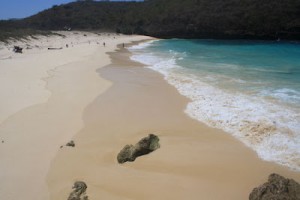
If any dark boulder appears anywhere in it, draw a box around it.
[117,134,160,164]
[66,140,75,147]
[13,46,23,53]
[249,173,300,200]
[68,181,88,200]
[117,144,136,163]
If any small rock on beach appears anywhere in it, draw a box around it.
[66,140,75,147]
[68,181,88,200]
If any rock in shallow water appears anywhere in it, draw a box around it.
[249,173,300,200]
[68,181,88,200]
[117,134,160,164]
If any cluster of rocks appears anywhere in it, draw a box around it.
[249,173,300,200]
[64,134,300,200]
[66,134,160,199]
[117,134,160,164]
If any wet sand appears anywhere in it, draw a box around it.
[47,43,300,200]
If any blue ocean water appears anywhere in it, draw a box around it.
[129,39,300,171]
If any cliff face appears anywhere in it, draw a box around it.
[1,0,300,40]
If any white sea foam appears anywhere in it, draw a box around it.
[251,67,293,74]
[128,40,156,50]
[260,88,300,104]
[129,42,300,171]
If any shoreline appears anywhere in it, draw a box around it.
[47,40,300,199]
[130,39,300,172]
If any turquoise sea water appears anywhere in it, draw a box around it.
[129,39,300,171]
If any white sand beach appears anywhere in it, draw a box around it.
[0,32,299,200]
[0,32,150,200]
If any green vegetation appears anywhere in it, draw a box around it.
[0,29,58,43]
[1,0,300,41]
[0,20,62,42]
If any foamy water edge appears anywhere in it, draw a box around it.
[128,41,300,171]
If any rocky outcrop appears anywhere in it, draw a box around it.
[249,173,300,200]
[68,181,88,200]
[117,134,160,164]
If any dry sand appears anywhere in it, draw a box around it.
[47,43,300,200]
[0,32,151,200]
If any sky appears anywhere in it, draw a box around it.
[0,0,141,20]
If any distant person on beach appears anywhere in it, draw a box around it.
[122,43,125,48]
[103,42,106,47]
[66,44,69,48]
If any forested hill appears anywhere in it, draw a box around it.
[1,0,300,40]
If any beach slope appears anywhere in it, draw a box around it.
[0,32,150,200]
[47,42,300,200]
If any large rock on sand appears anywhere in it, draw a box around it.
[117,134,160,164]
[68,181,88,200]
[249,173,300,200]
